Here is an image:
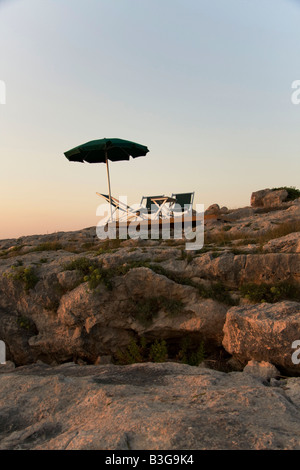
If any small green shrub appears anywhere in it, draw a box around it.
[62,257,112,290]
[177,337,205,366]
[149,339,168,363]
[115,336,207,366]
[8,266,39,293]
[31,241,62,252]
[115,337,147,364]
[17,315,32,330]
[204,282,237,306]
[271,186,300,201]
[115,337,168,365]
[240,281,300,303]
[0,245,24,258]
[62,257,96,275]
[84,267,112,290]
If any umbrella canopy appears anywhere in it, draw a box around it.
[64,138,149,220]
[64,138,149,163]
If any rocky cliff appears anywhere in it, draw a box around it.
[0,188,299,449]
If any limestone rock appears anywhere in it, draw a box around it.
[182,252,300,287]
[57,270,83,291]
[243,360,280,379]
[0,189,299,374]
[223,301,300,374]
[251,189,288,208]
[0,362,300,450]
[0,361,15,372]
[0,264,228,365]
[224,207,254,221]
[263,232,300,253]
[205,204,221,216]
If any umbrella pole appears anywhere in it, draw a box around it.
[105,152,113,221]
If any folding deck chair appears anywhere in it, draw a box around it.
[170,192,195,216]
[96,193,146,223]
[140,195,177,219]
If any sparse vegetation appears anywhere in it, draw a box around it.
[6,266,39,293]
[115,336,205,366]
[271,186,300,201]
[62,257,112,290]
[211,251,222,258]
[199,281,236,306]
[130,296,184,327]
[115,338,145,364]
[177,337,205,366]
[240,281,300,303]
[149,339,168,363]
[12,259,23,267]
[62,257,97,275]
[95,238,122,255]
[205,219,300,246]
[257,220,300,244]
[17,315,32,330]
[147,264,236,306]
[115,337,168,365]
[178,249,194,263]
[0,245,24,258]
[31,241,62,252]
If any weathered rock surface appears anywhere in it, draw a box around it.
[0,189,299,368]
[0,361,300,450]
[263,232,300,253]
[251,189,288,208]
[0,188,299,450]
[243,360,280,379]
[223,207,255,222]
[223,301,300,374]
[0,256,228,365]
[205,204,221,215]
[163,252,300,286]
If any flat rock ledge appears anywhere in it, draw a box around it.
[0,361,300,450]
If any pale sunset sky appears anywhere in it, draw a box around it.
[0,0,299,239]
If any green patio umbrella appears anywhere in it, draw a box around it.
[64,138,149,220]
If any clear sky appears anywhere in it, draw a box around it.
[0,0,299,239]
